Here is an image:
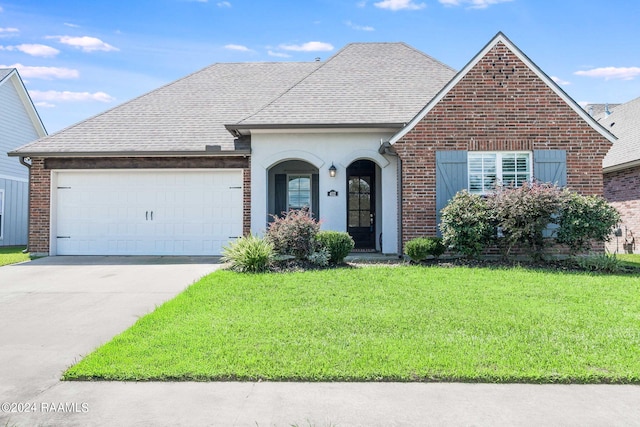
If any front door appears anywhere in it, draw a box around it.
[347,160,376,250]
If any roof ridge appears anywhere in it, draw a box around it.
[234,54,342,125]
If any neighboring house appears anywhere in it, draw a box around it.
[600,96,640,253]
[0,68,47,247]
[9,33,615,257]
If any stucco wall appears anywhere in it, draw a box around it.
[250,130,400,254]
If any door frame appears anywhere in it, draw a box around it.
[346,160,377,250]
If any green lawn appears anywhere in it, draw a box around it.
[0,246,30,266]
[63,266,640,383]
[618,253,640,267]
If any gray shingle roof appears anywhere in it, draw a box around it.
[584,103,621,121]
[12,42,456,156]
[602,96,640,169]
[236,42,456,126]
[12,62,321,155]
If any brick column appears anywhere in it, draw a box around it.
[28,158,51,255]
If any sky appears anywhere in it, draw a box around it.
[1,0,639,134]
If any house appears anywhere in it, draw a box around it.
[0,69,47,248]
[600,96,640,253]
[9,32,615,257]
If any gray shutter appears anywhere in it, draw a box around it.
[311,173,320,220]
[274,174,287,219]
[533,150,566,187]
[435,151,468,235]
[533,150,567,237]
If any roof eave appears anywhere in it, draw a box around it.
[388,32,618,145]
[226,122,405,136]
[603,159,640,174]
[7,149,251,158]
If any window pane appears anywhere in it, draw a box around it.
[359,194,370,210]
[288,176,311,209]
[502,154,516,172]
[469,175,482,193]
[348,211,359,227]
[516,154,529,172]
[484,174,497,190]
[502,174,516,187]
[483,155,496,172]
[360,211,370,226]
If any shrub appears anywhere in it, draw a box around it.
[556,192,621,254]
[308,247,330,267]
[405,237,446,262]
[440,190,493,258]
[575,253,623,273]
[266,208,320,260]
[316,231,355,264]
[486,181,563,260]
[221,234,274,273]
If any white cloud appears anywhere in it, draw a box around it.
[64,23,80,28]
[279,41,334,52]
[0,63,79,79]
[0,27,19,37]
[217,1,231,6]
[30,90,115,103]
[268,50,291,58]
[346,20,375,31]
[34,101,56,108]
[357,1,367,7]
[46,35,119,52]
[551,76,571,86]
[0,44,60,57]
[574,67,640,81]
[224,44,251,51]
[374,0,426,11]
[439,0,512,8]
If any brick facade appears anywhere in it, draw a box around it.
[604,166,640,254]
[28,158,51,255]
[27,156,251,255]
[394,42,612,244]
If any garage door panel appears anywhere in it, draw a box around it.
[55,170,243,256]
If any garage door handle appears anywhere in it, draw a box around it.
[146,211,148,220]
[150,211,153,221]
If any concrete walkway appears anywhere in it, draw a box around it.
[1,256,639,426]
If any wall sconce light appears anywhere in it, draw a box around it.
[329,163,337,177]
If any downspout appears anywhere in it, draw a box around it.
[379,141,403,258]
[18,156,32,253]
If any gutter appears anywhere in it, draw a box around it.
[379,141,403,257]
[7,149,251,158]
[603,159,640,174]
[18,156,31,254]
[226,122,405,137]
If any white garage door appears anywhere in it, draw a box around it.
[54,170,243,256]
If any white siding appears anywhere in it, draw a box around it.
[0,177,28,246]
[0,77,39,180]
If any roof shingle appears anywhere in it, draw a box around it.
[602,96,640,169]
[12,42,456,156]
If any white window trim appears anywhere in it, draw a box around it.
[0,189,4,240]
[468,151,532,195]
[286,174,312,211]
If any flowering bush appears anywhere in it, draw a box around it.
[266,208,320,260]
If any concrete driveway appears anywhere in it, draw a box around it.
[1,256,639,426]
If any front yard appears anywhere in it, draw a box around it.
[64,265,640,383]
[0,246,29,266]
